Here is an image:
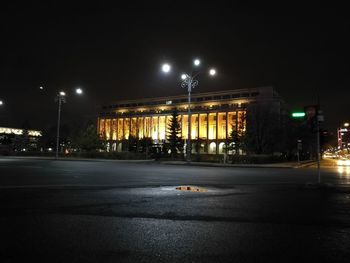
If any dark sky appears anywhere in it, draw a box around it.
[0,2,349,132]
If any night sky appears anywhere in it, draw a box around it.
[0,2,349,132]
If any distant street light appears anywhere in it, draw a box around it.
[55,88,83,159]
[76,88,83,95]
[162,63,171,73]
[0,100,3,106]
[39,86,44,90]
[344,123,349,127]
[194,59,201,66]
[162,59,216,162]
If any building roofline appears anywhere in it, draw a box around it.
[106,86,275,106]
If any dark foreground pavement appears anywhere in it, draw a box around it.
[1,157,350,262]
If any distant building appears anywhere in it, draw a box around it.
[0,127,42,137]
[338,125,350,149]
[98,86,285,154]
[0,127,42,153]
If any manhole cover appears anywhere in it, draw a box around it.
[175,186,206,192]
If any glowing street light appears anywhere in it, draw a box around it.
[209,68,216,76]
[162,63,171,73]
[344,123,349,127]
[161,58,216,161]
[75,88,83,95]
[0,100,3,106]
[39,86,44,90]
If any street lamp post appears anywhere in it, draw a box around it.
[55,88,83,159]
[181,74,198,162]
[55,91,66,159]
[162,59,216,162]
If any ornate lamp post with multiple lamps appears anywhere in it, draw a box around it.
[162,59,216,162]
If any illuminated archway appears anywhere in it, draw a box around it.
[209,142,216,154]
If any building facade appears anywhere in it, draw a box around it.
[98,86,284,154]
[0,127,42,154]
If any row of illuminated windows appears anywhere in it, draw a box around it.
[98,111,246,141]
[102,92,259,110]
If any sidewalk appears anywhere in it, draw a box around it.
[0,155,155,163]
[160,160,316,169]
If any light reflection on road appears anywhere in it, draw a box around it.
[337,166,350,182]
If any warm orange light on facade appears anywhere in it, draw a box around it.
[98,111,246,154]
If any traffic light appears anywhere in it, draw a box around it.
[292,112,306,118]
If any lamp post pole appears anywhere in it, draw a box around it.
[187,82,191,162]
[162,60,216,162]
[55,92,66,159]
[316,114,321,184]
[181,76,198,162]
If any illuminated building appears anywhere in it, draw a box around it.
[0,127,42,153]
[0,127,42,137]
[338,123,350,149]
[98,86,283,154]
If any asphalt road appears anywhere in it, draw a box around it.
[1,157,350,262]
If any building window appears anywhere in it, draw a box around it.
[124,118,130,139]
[105,119,111,140]
[182,115,188,139]
[228,112,237,138]
[159,116,166,140]
[217,112,226,139]
[138,117,144,139]
[144,117,151,138]
[191,114,198,139]
[199,114,207,139]
[99,119,105,139]
[117,119,124,140]
[112,119,117,140]
[238,111,246,132]
[219,142,226,154]
[152,116,158,140]
[208,113,216,140]
[131,118,137,137]
[209,142,216,154]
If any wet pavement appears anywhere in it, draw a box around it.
[1,157,350,262]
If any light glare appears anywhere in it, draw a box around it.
[194,59,201,66]
[76,88,83,95]
[181,74,187,80]
[162,63,171,73]
[209,68,216,76]
[59,91,66,96]
[0,100,3,106]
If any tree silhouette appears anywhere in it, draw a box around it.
[166,109,183,157]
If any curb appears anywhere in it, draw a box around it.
[0,156,155,163]
[160,161,296,169]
